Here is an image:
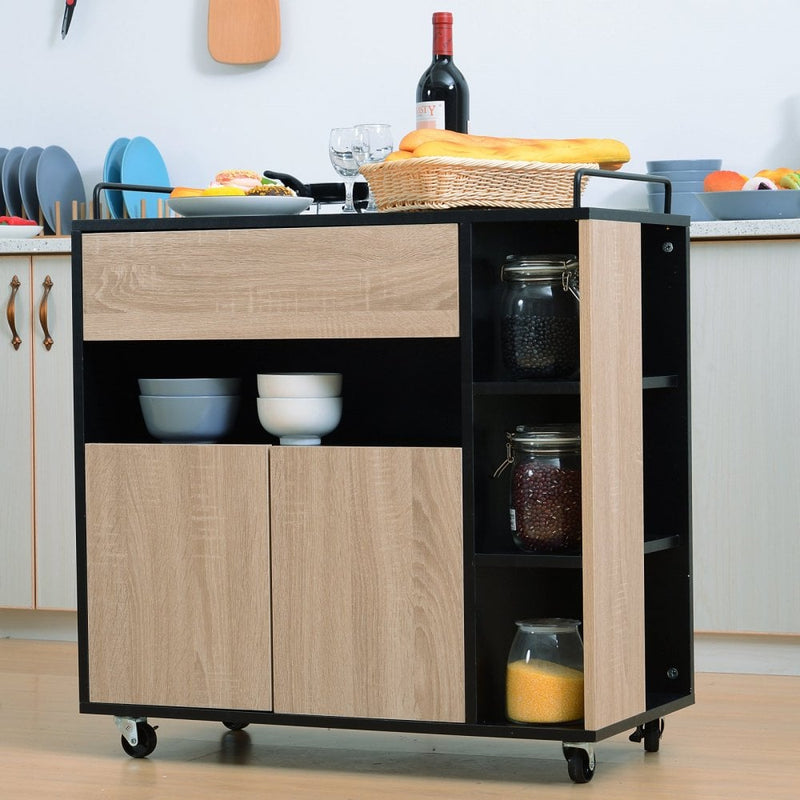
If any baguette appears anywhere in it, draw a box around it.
[398,128,629,168]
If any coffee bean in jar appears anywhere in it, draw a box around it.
[499,255,579,379]
[496,424,582,553]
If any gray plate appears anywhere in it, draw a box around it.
[36,145,85,235]
[696,190,800,220]
[19,146,44,226]
[2,146,25,217]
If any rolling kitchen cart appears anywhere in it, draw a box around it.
[71,201,693,783]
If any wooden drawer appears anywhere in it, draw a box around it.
[81,224,459,341]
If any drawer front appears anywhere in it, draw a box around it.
[82,225,459,341]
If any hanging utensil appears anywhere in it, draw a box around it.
[61,0,77,39]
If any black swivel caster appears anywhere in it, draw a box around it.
[629,718,664,752]
[222,721,250,731]
[562,743,595,783]
[119,720,158,758]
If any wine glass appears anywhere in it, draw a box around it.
[353,124,393,212]
[328,127,360,213]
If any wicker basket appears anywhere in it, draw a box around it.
[359,156,597,212]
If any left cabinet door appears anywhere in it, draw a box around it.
[32,255,76,609]
[0,257,34,608]
[84,444,273,711]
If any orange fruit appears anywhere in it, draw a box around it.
[703,171,748,192]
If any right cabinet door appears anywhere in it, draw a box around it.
[269,446,465,723]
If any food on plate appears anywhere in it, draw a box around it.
[213,168,264,190]
[755,167,794,186]
[202,185,247,196]
[0,215,39,226]
[169,187,206,198]
[778,172,800,190]
[742,177,778,191]
[396,128,630,169]
[245,184,295,196]
[703,170,748,192]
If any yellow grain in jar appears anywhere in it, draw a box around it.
[506,658,584,723]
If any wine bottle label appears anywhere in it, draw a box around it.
[416,100,445,130]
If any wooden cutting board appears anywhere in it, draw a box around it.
[208,0,281,65]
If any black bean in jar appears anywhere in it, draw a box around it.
[511,460,582,552]
[501,314,579,379]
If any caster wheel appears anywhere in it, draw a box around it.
[120,721,158,758]
[222,721,250,731]
[564,746,595,783]
[643,718,664,752]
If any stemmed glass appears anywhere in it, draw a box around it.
[352,124,393,212]
[328,127,360,213]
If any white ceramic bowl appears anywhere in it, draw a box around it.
[256,396,343,445]
[138,377,241,397]
[139,394,240,443]
[257,372,342,398]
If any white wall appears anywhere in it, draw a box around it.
[4,0,800,208]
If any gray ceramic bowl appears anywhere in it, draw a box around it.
[646,180,706,194]
[648,169,715,182]
[138,377,241,397]
[647,191,715,220]
[139,394,240,443]
[646,159,722,173]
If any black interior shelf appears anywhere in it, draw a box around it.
[474,534,682,568]
[473,375,678,396]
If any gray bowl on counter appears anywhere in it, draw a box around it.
[139,394,240,443]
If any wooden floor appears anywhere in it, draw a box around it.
[2,640,799,799]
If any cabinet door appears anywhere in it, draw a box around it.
[32,255,76,610]
[270,446,465,723]
[81,225,459,341]
[84,444,272,710]
[0,257,33,608]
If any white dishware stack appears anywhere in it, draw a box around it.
[645,158,722,220]
[256,372,343,446]
[137,377,241,443]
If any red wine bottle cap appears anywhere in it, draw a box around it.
[432,11,453,25]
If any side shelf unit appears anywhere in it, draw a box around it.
[72,206,692,782]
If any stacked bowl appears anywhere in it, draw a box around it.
[645,158,722,220]
[138,378,241,443]
[256,373,343,446]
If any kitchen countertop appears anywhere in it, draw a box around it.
[0,236,72,254]
[691,218,800,239]
[5,219,800,249]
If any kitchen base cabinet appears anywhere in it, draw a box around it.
[73,208,693,783]
[1,252,75,611]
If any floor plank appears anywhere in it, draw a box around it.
[1,640,798,799]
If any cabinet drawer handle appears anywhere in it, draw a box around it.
[39,275,54,351]
[6,274,22,351]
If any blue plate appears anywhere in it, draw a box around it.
[19,146,44,226]
[120,136,170,218]
[2,146,26,218]
[36,145,86,235]
[102,137,130,219]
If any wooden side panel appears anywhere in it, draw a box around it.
[32,255,76,610]
[85,444,272,710]
[0,257,34,608]
[578,219,645,729]
[270,446,464,722]
[81,225,459,341]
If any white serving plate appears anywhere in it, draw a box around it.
[0,224,43,238]
[168,194,313,217]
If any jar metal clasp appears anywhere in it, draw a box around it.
[562,269,580,301]
[492,441,515,479]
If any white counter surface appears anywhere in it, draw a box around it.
[0,237,72,254]
[691,218,800,239]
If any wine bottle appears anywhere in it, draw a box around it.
[415,11,469,133]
